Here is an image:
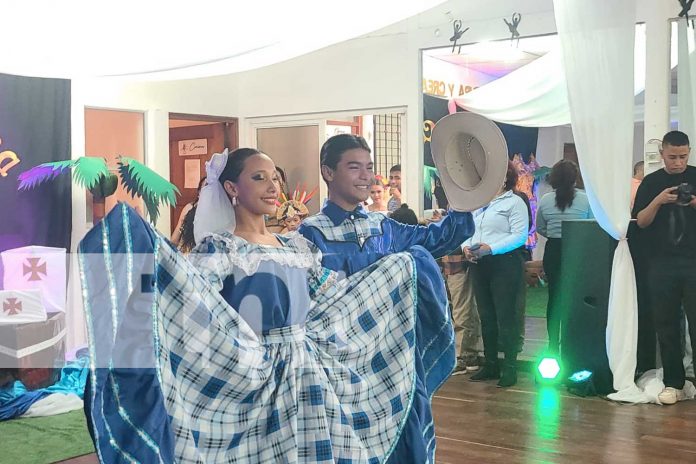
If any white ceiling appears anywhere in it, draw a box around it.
[0,0,446,80]
[375,0,554,32]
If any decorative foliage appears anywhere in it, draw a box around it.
[504,13,522,46]
[423,165,439,202]
[449,20,469,54]
[533,166,552,182]
[18,155,179,224]
[73,157,111,191]
[18,157,109,191]
[91,173,119,199]
[118,156,179,224]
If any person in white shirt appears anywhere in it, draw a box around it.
[463,162,529,388]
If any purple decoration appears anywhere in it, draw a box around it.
[17,164,70,190]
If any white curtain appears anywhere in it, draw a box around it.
[679,21,696,142]
[451,25,647,127]
[451,47,571,127]
[553,0,647,402]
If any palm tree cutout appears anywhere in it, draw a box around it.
[17,156,179,223]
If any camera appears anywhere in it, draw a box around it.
[674,183,694,205]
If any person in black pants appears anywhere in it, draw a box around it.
[512,189,533,354]
[633,130,695,405]
[463,163,529,387]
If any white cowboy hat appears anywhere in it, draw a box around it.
[430,112,509,212]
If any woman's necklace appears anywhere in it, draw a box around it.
[236,230,281,247]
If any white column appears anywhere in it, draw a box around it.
[405,15,424,214]
[145,109,172,235]
[678,20,696,165]
[66,79,89,353]
[69,79,88,242]
[643,0,673,174]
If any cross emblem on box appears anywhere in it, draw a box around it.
[23,258,47,282]
[3,297,22,315]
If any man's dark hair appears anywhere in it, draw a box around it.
[662,131,690,148]
[390,164,401,173]
[633,161,644,176]
[320,134,370,183]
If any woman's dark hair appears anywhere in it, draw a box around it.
[549,159,579,211]
[219,148,263,184]
[320,134,371,182]
[179,206,197,253]
[275,166,287,185]
[432,174,449,210]
[196,176,207,194]
[503,161,518,192]
[390,204,419,226]
[177,176,208,252]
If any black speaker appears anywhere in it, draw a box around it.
[559,220,617,394]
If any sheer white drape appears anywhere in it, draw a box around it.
[452,47,570,127]
[553,0,646,402]
[451,25,647,127]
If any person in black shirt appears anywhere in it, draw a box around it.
[632,130,695,405]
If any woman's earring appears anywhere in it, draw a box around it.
[232,196,238,207]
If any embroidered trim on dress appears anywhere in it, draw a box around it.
[190,232,317,277]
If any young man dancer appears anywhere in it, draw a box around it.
[300,134,475,463]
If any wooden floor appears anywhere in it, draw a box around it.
[433,372,696,463]
[59,370,696,464]
[519,316,547,362]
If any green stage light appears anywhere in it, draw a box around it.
[567,369,596,397]
[537,357,561,380]
[568,370,593,383]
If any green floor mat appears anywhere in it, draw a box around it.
[0,409,94,464]
[525,285,548,318]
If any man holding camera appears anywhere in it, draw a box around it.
[633,130,695,405]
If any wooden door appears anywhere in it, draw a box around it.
[169,121,238,233]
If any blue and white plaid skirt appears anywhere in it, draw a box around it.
[80,204,421,463]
